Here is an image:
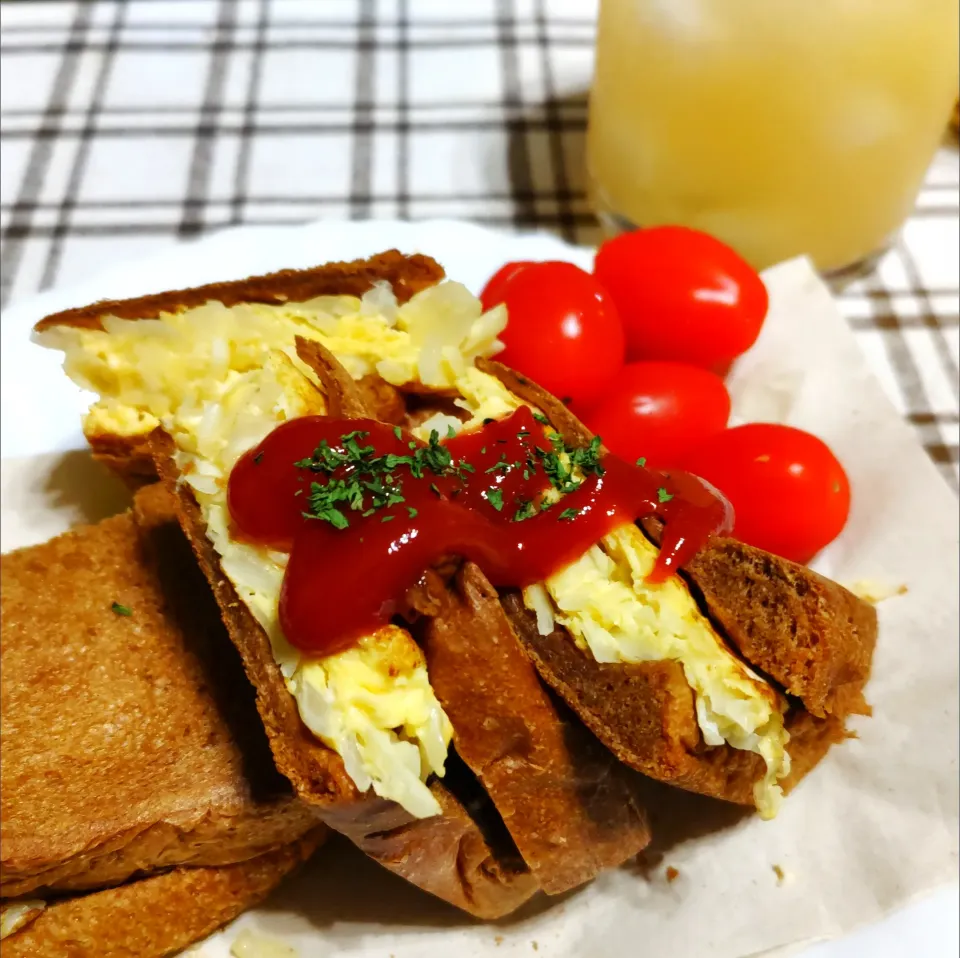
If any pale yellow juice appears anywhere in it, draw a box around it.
[587,0,959,272]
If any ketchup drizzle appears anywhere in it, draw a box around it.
[227,406,731,655]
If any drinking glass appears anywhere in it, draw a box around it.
[586,0,960,272]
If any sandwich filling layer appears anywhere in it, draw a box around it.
[42,281,790,818]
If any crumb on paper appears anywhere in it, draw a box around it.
[846,578,908,605]
[230,928,298,958]
[665,866,680,883]
[632,848,664,880]
[495,934,504,945]
[532,943,539,952]
[773,864,792,886]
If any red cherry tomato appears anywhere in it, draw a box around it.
[594,226,769,369]
[492,261,626,409]
[584,362,730,470]
[479,260,535,313]
[679,423,851,565]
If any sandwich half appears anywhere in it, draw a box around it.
[35,251,651,915]
[0,482,321,899]
[466,361,876,813]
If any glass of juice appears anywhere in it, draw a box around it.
[586,0,960,273]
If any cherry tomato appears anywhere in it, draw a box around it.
[679,423,851,565]
[593,226,769,369]
[584,362,730,470]
[479,260,535,313]
[492,261,626,409]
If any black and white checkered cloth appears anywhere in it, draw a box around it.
[2,0,958,487]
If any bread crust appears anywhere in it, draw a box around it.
[1,830,324,958]
[418,563,650,894]
[0,484,319,899]
[323,774,538,919]
[33,249,444,332]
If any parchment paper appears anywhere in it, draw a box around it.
[1,255,957,958]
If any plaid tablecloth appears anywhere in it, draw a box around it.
[2,0,958,487]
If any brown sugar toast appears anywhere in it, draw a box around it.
[502,593,849,806]
[0,483,320,899]
[653,530,876,719]
[0,830,324,958]
[482,359,877,808]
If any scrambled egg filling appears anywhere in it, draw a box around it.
[42,280,790,818]
[427,370,791,818]
[39,281,504,819]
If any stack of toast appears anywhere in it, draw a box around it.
[1,484,324,955]
[1,252,878,953]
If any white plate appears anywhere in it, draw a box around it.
[1,219,956,958]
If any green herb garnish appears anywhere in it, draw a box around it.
[111,602,132,617]
[636,457,647,468]
[532,411,549,425]
[486,488,504,512]
[657,487,673,503]
[485,455,510,475]
[512,499,537,522]
[297,427,459,529]
[558,507,580,521]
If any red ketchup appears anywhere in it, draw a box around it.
[227,406,730,656]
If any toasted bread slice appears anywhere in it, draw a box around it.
[36,250,445,488]
[0,829,324,958]
[0,483,319,898]
[482,359,876,805]
[502,593,849,804]
[416,562,650,895]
